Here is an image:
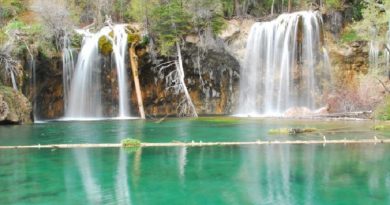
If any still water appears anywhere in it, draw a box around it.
[0,117,389,204]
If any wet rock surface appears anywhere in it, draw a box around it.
[0,86,31,124]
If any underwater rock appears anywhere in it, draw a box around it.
[0,86,32,124]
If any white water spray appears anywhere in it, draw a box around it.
[238,11,330,116]
[64,25,131,119]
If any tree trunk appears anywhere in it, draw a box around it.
[288,0,292,12]
[129,44,145,119]
[176,42,198,117]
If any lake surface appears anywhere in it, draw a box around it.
[0,117,389,204]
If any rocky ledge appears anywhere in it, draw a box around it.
[0,86,32,124]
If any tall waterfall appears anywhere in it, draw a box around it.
[369,27,380,69]
[64,25,131,119]
[62,34,75,112]
[238,11,330,116]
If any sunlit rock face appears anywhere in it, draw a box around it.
[0,86,31,124]
[237,11,332,116]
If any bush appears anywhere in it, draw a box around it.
[325,0,344,10]
[374,96,390,121]
[121,138,141,147]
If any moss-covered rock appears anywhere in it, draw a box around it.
[0,86,31,124]
[98,34,113,56]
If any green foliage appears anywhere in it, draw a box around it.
[375,96,390,121]
[150,0,192,55]
[121,138,141,147]
[341,29,360,43]
[268,128,317,135]
[0,0,25,20]
[325,0,344,10]
[352,0,390,41]
[186,0,226,34]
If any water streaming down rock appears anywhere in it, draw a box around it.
[385,22,390,67]
[369,27,380,69]
[65,25,131,119]
[238,11,331,116]
[62,34,75,112]
[110,25,130,118]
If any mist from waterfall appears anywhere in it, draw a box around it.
[63,25,131,120]
[238,11,330,116]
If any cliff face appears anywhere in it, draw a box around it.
[31,42,240,119]
[137,44,240,117]
[18,10,381,120]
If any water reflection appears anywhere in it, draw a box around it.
[0,144,389,204]
[73,149,102,204]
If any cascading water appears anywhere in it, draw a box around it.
[62,34,75,112]
[64,25,131,119]
[238,11,330,116]
[109,25,130,118]
[369,26,380,69]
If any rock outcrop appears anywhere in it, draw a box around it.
[0,86,31,124]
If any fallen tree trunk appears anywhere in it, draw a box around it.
[0,138,389,149]
[129,43,145,119]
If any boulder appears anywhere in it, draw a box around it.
[0,86,32,124]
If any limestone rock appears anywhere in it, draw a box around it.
[0,86,32,124]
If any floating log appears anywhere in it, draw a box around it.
[0,138,389,149]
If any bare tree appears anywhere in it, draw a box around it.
[32,0,74,50]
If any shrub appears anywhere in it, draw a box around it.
[374,96,390,121]
[121,138,141,147]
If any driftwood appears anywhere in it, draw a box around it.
[129,44,145,119]
[0,138,389,149]
[309,111,372,119]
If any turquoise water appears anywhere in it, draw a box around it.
[0,117,388,145]
[0,117,390,204]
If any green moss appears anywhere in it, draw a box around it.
[268,128,290,135]
[128,33,140,44]
[121,138,141,147]
[268,128,317,135]
[341,30,360,43]
[373,125,385,130]
[374,96,390,121]
[98,35,113,56]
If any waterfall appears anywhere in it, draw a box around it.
[238,11,330,116]
[369,26,380,69]
[110,25,130,118]
[62,34,75,112]
[64,25,131,120]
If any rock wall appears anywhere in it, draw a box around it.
[137,44,240,117]
[21,9,379,119]
[31,42,240,119]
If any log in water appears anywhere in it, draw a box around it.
[1,139,389,149]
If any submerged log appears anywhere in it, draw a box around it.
[0,138,389,149]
